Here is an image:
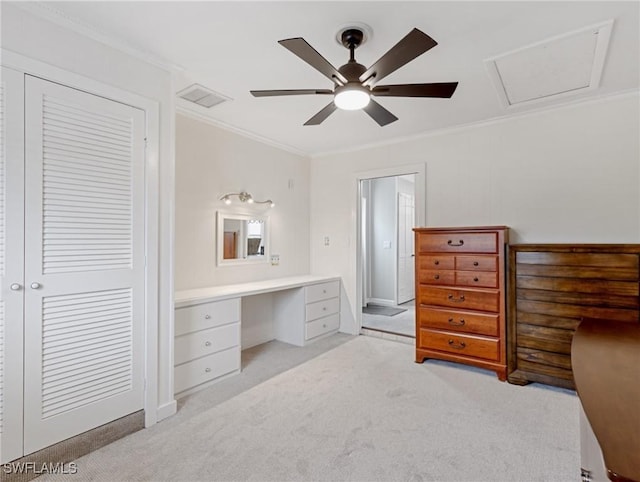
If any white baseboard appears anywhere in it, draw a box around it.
[368,298,395,307]
[157,400,177,421]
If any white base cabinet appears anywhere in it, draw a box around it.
[174,276,341,397]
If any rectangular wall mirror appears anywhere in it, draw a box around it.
[217,211,270,266]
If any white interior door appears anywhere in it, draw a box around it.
[22,76,146,454]
[0,66,26,464]
[397,192,415,304]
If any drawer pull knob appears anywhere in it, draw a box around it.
[434,274,440,280]
[448,339,466,349]
[473,277,479,282]
[204,314,211,320]
[205,341,211,347]
[473,261,479,266]
[434,260,439,265]
[205,367,211,373]
[323,289,327,294]
[448,318,465,326]
[447,239,464,247]
[322,307,327,311]
[323,324,327,328]
[447,294,465,302]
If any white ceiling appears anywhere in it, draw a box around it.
[33,1,640,156]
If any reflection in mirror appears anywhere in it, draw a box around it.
[217,211,269,265]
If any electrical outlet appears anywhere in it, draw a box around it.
[270,254,280,266]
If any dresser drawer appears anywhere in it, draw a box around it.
[455,255,498,272]
[306,313,340,340]
[174,322,240,366]
[174,347,240,394]
[419,286,499,312]
[419,255,455,270]
[175,298,240,336]
[306,297,340,322]
[420,270,455,285]
[419,307,499,337]
[455,271,498,288]
[305,280,340,304]
[418,232,497,254]
[418,329,499,361]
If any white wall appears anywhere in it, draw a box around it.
[175,114,310,290]
[369,177,396,304]
[1,3,176,420]
[310,94,640,328]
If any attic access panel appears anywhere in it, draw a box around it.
[485,20,613,108]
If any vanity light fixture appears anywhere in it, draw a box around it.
[219,191,275,207]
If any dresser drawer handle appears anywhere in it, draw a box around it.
[447,294,465,303]
[204,314,211,320]
[447,239,464,247]
[205,367,211,373]
[473,261,479,266]
[448,318,465,326]
[448,339,466,349]
[473,277,479,282]
[205,341,211,347]
[434,274,440,280]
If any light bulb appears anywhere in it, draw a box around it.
[223,196,231,205]
[269,201,275,208]
[334,88,370,110]
[247,197,254,204]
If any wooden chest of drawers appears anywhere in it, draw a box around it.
[414,226,509,380]
[507,244,640,389]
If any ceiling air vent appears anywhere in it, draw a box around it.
[177,84,230,108]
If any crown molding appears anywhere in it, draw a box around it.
[311,89,640,159]
[13,2,183,74]
[176,105,309,158]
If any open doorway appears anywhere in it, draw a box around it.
[360,174,416,337]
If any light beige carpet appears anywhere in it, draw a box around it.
[41,335,579,482]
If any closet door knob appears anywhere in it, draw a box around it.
[30,282,41,289]
[10,283,22,291]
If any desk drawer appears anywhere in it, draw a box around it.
[306,297,340,322]
[305,280,340,304]
[418,232,497,254]
[175,322,240,366]
[175,298,240,336]
[419,329,499,361]
[174,347,239,394]
[306,313,340,340]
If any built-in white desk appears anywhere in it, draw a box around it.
[174,275,341,397]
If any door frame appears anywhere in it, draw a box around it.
[1,50,161,436]
[354,163,426,334]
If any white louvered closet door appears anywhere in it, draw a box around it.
[23,76,146,454]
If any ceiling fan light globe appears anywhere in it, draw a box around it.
[334,89,370,110]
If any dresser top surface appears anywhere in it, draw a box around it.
[413,226,508,233]
[175,275,341,308]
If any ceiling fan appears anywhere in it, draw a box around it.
[250,27,458,126]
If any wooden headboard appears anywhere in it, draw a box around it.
[507,244,640,389]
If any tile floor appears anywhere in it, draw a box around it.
[361,299,415,338]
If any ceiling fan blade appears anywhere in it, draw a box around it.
[279,38,348,85]
[371,82,458,98]
[359,28,438,86]
[251,89,333,97]
[304,102,338,126]
[363,99,398,127]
